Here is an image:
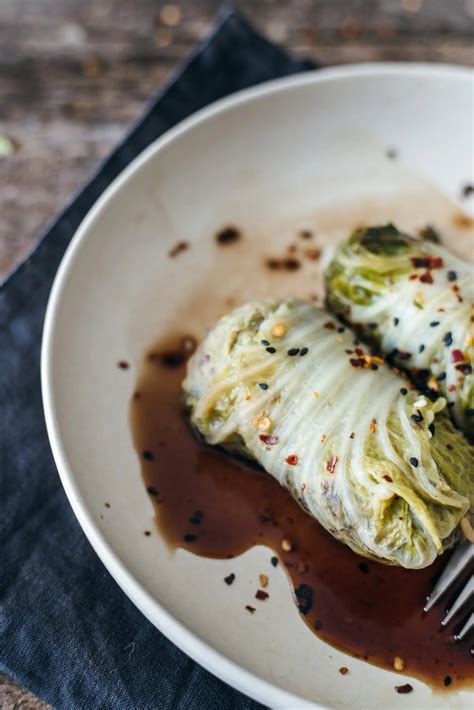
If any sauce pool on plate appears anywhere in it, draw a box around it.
[130,336,473,692]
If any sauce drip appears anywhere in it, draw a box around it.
[130,338,473,691]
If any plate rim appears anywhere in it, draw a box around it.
[41,62,473,709]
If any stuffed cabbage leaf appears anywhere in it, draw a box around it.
[183,299,473,569]
[325,224,474,438]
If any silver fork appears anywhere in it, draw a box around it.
[424,540,473,642]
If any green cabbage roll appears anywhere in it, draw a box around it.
[183,299,473,569]
[325,224,474,438]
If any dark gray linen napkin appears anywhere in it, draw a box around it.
[0,7,315,708]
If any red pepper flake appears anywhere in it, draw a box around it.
[455,363,472,375]
[447,384,456,392]
[345,349,354,355]
[168,241,189,258]
[411,255,443,269]
[419,270,433,284]
[395,684,413,694]
[245,605,256,614]
[326,455,339,473]
[265,257,301,271]
[349,357,365,368]
[304,247,322,260]
[451,348,465,363]
[355,347,364,357]
[255,589,269,600]
[383,474,393,482]
[369,419,377,433]
[451,284,464,303]
[408,273,418,281]
[259,434,278,445]
[324,320,336,330]
[286,454,299,465]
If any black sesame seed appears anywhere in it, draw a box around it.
[444,676,452,687]
[419,344,425,353]
[370,364,379,370]
[294,583,314,615]
[443,332,453,347]
[300,347,309,356]
[288,348,300,356]
[430,321,440,327]
[271,556,279,567]
[428,423,436,435]
[142,450,154,461]
[367,322,378,329]
[409,457,419,467]
[393,317,399,326]
[224,573,235,585]
[184,534,197,542]
[410,413,424,423]
[447,270,457,282]
[261,339,270,346]
[400,387,408,395]
[266,346,276,354]
[146,486,159,496]
[337,326,345,333]
[189,510,203,525]
[258,383,268,390]
[358,562,370,574]
[447,401,455,408]
[466,408,474,416]
[437,372,446,381]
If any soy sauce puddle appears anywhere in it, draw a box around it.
[130,337,473,692]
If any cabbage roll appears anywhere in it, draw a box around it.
[325,224,474,438]
[183,300,472,569]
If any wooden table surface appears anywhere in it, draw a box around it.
[1,0,472,706]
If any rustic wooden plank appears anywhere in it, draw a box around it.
[1,0,473,274]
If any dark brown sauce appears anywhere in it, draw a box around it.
[265,256,301,271]
[215,226,242,245]
[130,338,473,692]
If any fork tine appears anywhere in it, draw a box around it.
[441,576,474,626]
[424,541,473,612]
[454,612,474,642]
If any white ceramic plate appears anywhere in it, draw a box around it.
[42,65,474,709]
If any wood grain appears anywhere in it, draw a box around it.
[1,0,472,706]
